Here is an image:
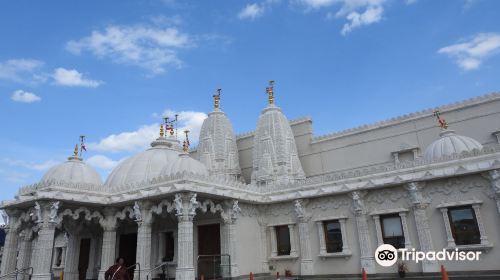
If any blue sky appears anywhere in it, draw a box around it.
[1,0,500,214]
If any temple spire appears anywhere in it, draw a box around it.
[266,80,275,105]
[433,110,448,129]
[214,88,221,110]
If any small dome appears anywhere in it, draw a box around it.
[424,130,483,161]
[42,156,102,186]
[162,153,209,176]
[104,136,181,189]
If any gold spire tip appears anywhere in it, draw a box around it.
[433,110,449,129]
[266,80,275,105]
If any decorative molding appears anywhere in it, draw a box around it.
[312,92,500,143]
[436,200,483,208]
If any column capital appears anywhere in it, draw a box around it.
[351,190,368,215]
[99,207,118,231]
[133,201,154,226]
[34,200,61,226]
[406,182,430,207]
[221,200,241,224]
[174,192,199,221]
[293,199,311,222]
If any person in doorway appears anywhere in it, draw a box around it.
[105,257,131,280]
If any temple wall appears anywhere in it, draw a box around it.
[234,95,500,183]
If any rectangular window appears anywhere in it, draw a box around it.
[323,220,343,253]
[275,225,291,256]
[448,206,481,245]
[381,214,405,249]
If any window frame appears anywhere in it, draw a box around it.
[380,214,406,249]
[322,220,343,253]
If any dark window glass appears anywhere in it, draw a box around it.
[276,225,291,256]
[323,220,343,253]
[381,214,405,249]
[448,206,481,245]
[164,232,175,262]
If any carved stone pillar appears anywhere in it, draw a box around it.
[316,221,327,255]
[486,170,500,214]
[64,234,81,280]
[86,238,99,280]
[174,193,198,280]
[351,191,376,274]
[134,201,154,280]
[31,201,59,280]
[220,200,241,278]
[372,215,383,247]
[406,182,438,272]
[472,204,490,245]
[98,208,118,280]
[440,208,456,248]
[293,199,313,275]
[257,218,269,273]
[269,226,278,258]
[0,210,20,279]
[17,229,34,277]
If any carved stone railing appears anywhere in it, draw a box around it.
[14,144,500,199]
[17,179,103,196]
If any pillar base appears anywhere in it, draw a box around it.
[360,257,376,274]
[31,273,53,280]
[300,259,314,275]
[98,270,107,280]
[175,267,195,280]
[422,260,439,273]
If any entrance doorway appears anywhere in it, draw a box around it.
[119,233,137,278]
[78,239,90,280]
[197,224,221,279]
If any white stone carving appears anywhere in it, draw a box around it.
[251,102,305,187]
[198,105,242,180]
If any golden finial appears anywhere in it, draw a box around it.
[213,88,221,110]
[160,124,165,137]
[433,110,448,129]
[266,80,275,105]
[73,144,79,157]
[182,130,190,152]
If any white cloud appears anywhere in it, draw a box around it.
[2,158,59,171]
[299,0,386,35]
[52,68,102,88]
[66,25,192,75]
[86,155,121,170]
[11,90,41,103]
[238,3,266,20]
[438,33,500,71]
[341,5,383,35]
[0,59,44,82]
[89,110,207,153]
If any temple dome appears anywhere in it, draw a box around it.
[105,136,209,190]
[162,153,209,176]
[41,156,102,186]
[252,85,305,186]
[104,136,181,189]
[198,94,241,180]
[424,130,483,161]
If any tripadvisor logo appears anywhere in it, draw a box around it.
[375,244,398,267]
[374,244,482,267]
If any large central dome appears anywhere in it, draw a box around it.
[105,136,208,190]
